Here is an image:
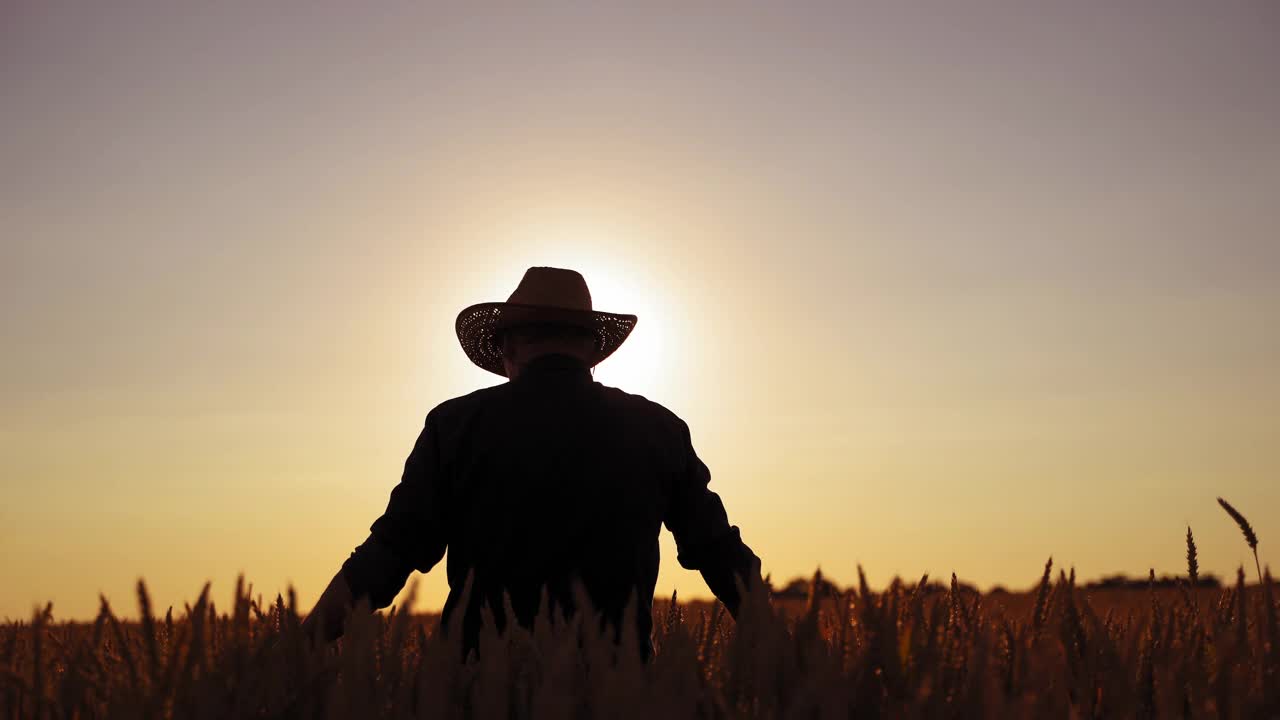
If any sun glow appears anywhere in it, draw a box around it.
[479,217,685,400]
[548,259,673,399]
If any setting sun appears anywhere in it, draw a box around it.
[454,218,686,399]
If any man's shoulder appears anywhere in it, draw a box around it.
[422,379,691,436]
[594,382,688,431]
[427,383,508,421]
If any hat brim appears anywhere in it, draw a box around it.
[455,302,638,377]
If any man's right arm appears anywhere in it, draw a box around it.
[662,418,762,615]
[300,569,354,643]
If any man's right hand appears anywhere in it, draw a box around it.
[300,570,355,645]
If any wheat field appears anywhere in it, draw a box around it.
[2,502,1275,719]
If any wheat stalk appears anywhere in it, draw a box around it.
[1183,526,1201,613]
[1184,526,1198,584]
[1031,557,1053,637]
[1217,497,1262,584]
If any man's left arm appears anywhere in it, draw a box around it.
[302,409,451,642]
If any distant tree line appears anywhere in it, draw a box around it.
[1083,573,1223,590]
[768,571,1223,599]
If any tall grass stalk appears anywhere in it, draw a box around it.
[1217,496,1262,584]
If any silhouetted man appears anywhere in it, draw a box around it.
[302,266,762,657]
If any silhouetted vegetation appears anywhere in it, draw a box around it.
[1085,573,1223,590]
[1,501,1273,718]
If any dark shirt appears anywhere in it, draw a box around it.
[341,353,761,657]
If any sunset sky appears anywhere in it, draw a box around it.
[3,2,1278,619]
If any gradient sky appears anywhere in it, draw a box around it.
[3,1,1278,619]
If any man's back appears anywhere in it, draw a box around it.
[340,353,760,656]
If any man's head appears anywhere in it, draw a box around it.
[498,322,599,379]
[456,267,637,377]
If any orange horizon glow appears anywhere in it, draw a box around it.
[3,2,1278,620]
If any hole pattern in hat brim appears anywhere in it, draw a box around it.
[455,302,638,377]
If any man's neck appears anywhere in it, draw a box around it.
[510,352,590,380]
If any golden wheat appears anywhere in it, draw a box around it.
[1,502,1275,718]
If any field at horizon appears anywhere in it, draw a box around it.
[5,498,1273,717]
[5,559,1276,718]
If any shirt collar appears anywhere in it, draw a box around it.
[516,353,592,382]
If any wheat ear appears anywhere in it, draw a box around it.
[1217,497,1262,584]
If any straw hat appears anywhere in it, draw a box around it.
[455,267,638,377]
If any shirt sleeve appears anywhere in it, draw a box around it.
[663,419,762,615]
[341,409,450,609]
